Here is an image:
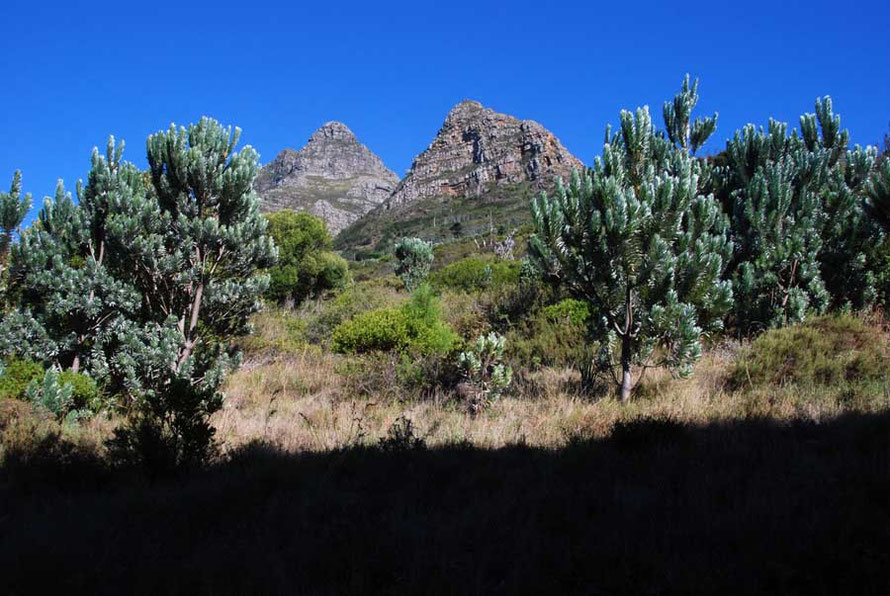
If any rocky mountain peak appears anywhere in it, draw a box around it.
[309,121,356,143]
[444,100,485,124]
[256,123,398,235]
[384,100,583,209]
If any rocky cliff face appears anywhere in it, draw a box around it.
[384,100,583,209]
[255,122,399,235]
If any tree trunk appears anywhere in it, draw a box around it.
[619,336,632,404]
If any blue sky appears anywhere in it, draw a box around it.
[3,0,888,221]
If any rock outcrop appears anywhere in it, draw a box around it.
[255,122,399,235]
[384,100,583,209]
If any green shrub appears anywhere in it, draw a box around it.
[541,299,591,326]
[458,332,513,413]
[308,279,404,342]
[0,358,44,399]
[0,358,102,412]
[430,257,520,292]
[25,369,75,420]
[332,285,457,355]
[730,314,890,389]
[266,210,350,305]
[332,308,410,353]
[394,237,433,291]
[57,370,100,411]
[400,285,458,355]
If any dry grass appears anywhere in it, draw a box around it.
[214,338,889,455]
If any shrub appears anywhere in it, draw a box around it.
[308,278,404,342]
[24,369,74,420]
[332,285,457,355]
[430,257,520,292]
[541,299,591,326]
[506,311,591,369]
[57,370,101,411]
[0,358,44,399]
[730,314,890,389]
[0,358,102,414]
[266,210,349,305]
[240,308,310,356]
[400,284,458,355]
[332,308,410,354]
[378,416,426,451]
[458,332,513,413]
[394,237,433,291]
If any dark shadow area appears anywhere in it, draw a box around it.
[2,412,890,595]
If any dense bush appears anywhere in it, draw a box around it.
[430,257,520,292]
[0,358,102,412]
[332,308,409,353]
[266,210,350,305]
[240,308,311,356]
[332,285,457,355]
[458,332,513,412]
[0,358,44,400]
[540,299,591,326]
[57,371,100,411]
[306,278,404,342]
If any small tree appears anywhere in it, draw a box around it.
[865,158,890,231]
[0,171,32,273]
[529,77,732,402]
[1,118,276,465]
[394,237,433,291]
[713,98,883,327]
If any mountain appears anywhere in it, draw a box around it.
[255,122,399,235]
[336,100,583,252]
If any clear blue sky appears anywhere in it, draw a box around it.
[3,0,888,222]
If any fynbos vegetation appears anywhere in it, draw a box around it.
[2,75,890,594]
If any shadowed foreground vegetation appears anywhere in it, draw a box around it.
[2,410,889,595]
[4,312,889,593]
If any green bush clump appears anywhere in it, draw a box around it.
[730,314,890,389]
[0,358,102,412]
[57,370,100,411]
[0,358,44,399]
[429,257,520,292]
[266,210,350,305]
[332,308,409,353]
[394,237,433,291]
[541,299,591,326]
[308,279,404,342]
[332,285,457,355]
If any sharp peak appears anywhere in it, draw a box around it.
[447,99,486,116]
[309,121,356,141]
